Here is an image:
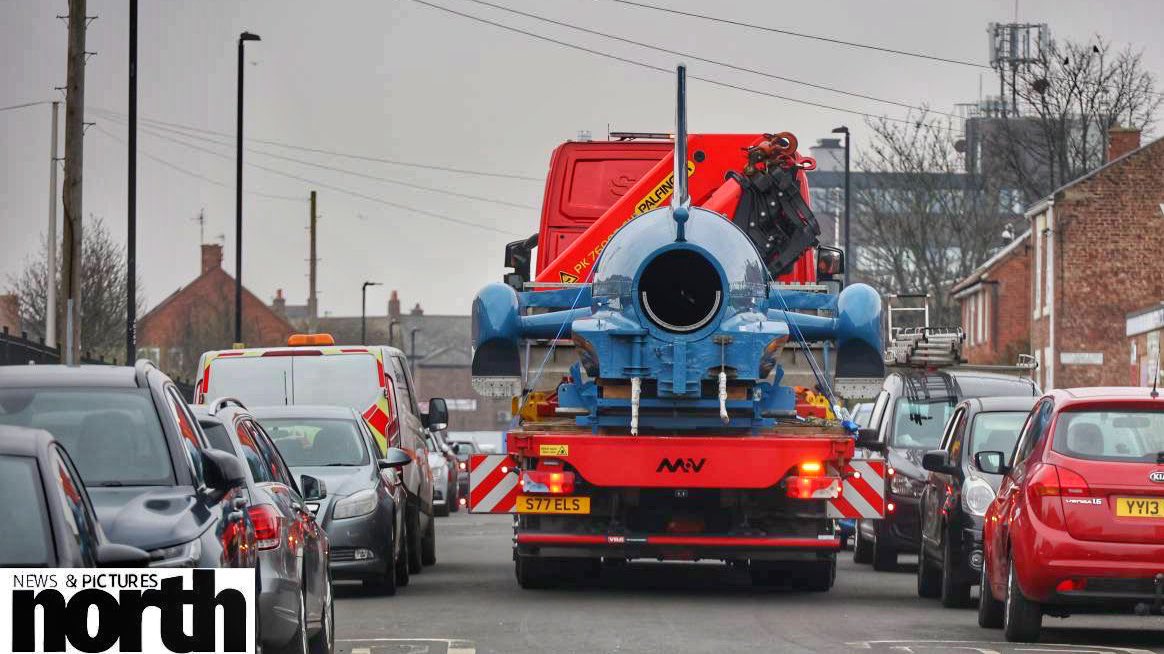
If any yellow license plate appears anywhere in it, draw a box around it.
[515,495,590,514]
[1115,497,1164,517]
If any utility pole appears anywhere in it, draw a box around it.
[126,0,138,365]
[61,0,89,365]
[308,190,318,332]
[46,101,60,349]
[832,126,851,286]
[234,31,260,347]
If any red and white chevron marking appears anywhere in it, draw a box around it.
[468,454,520,513]
[826,459,887,519]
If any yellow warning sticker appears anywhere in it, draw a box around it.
[559,271,579,284]
[632,160,696,217]
[539,444,569,456]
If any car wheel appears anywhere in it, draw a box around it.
[407,506,423,574]
[916,544,941,598]
[1003,555,1042,642]
[394,516,411,588]
[852,527,873,564]
[435,501,450,517]
[871,523,898,572]
[977,555,1004,629]
[274,585,309,654]
[421,516,436,566]
[308,572,334,654]
[940,537,972,608]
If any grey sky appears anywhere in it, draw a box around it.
[3,0,1162,317]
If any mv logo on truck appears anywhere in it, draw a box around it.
[656,457,707,473]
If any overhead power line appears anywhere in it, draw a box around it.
[605,0,990,70]
[409,0,963,133]
[94,124,305,203]
[461,0,955,118]
[0,100,51,113]
[94,109,539,210]
[92,106,543,182]
[100,119,525,237]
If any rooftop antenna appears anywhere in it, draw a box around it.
[671,64,690,242]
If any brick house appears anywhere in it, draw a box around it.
[1026,130,1164,390]
[137,244,294,379]
[950,229,1032,365]
[289,291,512,432]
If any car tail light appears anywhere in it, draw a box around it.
[249,505,282,550]
[522,470,575,494]
[458,460,467,471]
[1056,578,1087,593]
[1026,464,1084,529]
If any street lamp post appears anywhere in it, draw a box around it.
[831,126,851,286]
[361,281,382,345]
[234,30,260,346]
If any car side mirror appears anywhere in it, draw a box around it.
[449,442,462,455]
[816,245,845,280]
[424,397,449,431]
[922,449,954,474]
[96,543,152,568]
[300,474,327,501]
[855,427,885,452]
[974,451,1010,476]
[201,448,246,493]
[378,447,412,470]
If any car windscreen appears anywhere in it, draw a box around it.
[0,455,53,566]
[260,418,370,467]
[206,356,291,406]
[0,389,174,486]
[968,411,1028,467]
[291,354,382,410]
[890,398,956,449]
[1052,409,1164,463]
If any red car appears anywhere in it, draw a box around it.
[978,387,1164,642]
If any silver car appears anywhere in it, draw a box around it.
[195,399,334,654]
[252,405,412,595]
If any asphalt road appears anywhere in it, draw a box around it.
[334,511,1164,654]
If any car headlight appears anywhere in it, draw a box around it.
[890,473,926,498]
[962,476,996,517]
[333,489,378,520]
[149,538,202,568]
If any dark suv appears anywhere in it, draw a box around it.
[0,362,255,568]
[916,396,1035,606]
[853,369,1038,571]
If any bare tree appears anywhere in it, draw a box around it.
[8,216,143,362]
[854,113,1016,325]
[991,36,1161,200]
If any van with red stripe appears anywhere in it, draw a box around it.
[194,334,443,573]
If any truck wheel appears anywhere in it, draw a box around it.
[421,517,437,566]
[871,523,898,571]
[852,529,873,564]
[515,554,555,589]
[977,557,1004,629]
[916,545,941,598]
[407,507,423,574]
[940,538,972,608]
[1003,556,1042,642]
[791,560,835,592]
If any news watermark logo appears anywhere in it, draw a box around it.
[0,568,256,653]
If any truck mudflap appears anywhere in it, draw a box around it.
[468,435,886,519]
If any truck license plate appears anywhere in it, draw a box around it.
[516,496,590,514]
[1115,497,1164,517]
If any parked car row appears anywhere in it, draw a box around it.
[853,365,1164,642]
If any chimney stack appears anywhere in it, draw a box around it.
[388,290,401,320]
[410,302,424,316]
[272,289,286,316]
[1108,127,1142,162]
[201,243,223,275]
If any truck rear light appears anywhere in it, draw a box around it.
[799,460,823,476]
[785,476,839,499]
[249,505,283,550]
[522,470,575,494]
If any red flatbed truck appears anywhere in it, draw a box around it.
[469,111,886,590]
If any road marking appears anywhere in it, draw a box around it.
[339,638,476,654]
[846,642,1156,654]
